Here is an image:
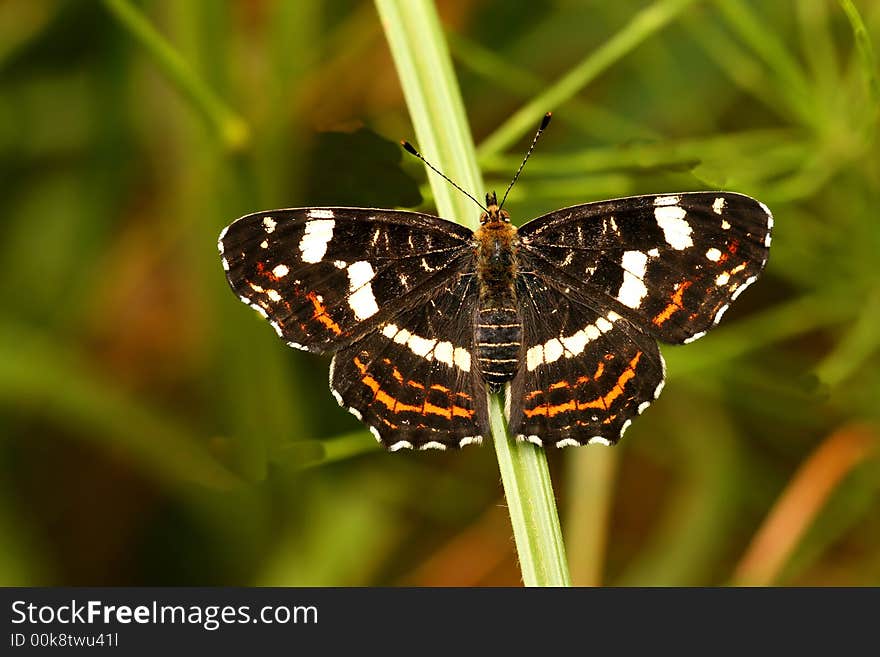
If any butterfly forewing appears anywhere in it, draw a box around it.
[219,207,474,353]
[518,192,772,344]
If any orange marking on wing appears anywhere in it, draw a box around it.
[407,379,425,390]
[525,390,543,401]
[549,381,569,391]
[353,357,474,419]
[652,280,693,327]
[306,291,342,335]
[523,352,642,418]
[256,261,281,282]
[593,361,605,379]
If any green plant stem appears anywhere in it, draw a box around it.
[102,0,249,151]
[476,0,699,158]
[566,447,618,586]
[375,0,570,586]
[838,0,880,118]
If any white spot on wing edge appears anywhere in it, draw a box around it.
[459,435,482,448]
[619,419,632,438]
[713,197,726,214]
[307,208,335,219]
[588,436,612,446]
[263,216,277,233]
[389,440,413,452]
[713,303,730,325]
[683,331,706,344]
[221,257,230,271]
[555,438,580,448]
[299,219,335,263]
[654,195,681,206]
[654,352,667,398]
[731,275,758,301]
[655,205,693,250]
[637,400,651,414]
[329,357,364,423]
[419,441,447,451]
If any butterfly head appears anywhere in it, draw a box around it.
[481,191,511,224]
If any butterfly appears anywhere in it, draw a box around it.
[218,116,772,451]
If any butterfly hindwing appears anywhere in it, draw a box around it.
[509,263,665,446]
[329,268,489,450]
[518,192,772,344]
[219,207,474,353]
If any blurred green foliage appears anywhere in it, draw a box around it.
[0,0,878,586]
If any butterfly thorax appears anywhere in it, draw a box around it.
[474,203,522,392]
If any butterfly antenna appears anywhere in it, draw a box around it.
[498,112,551,211]
[401,141,488,212]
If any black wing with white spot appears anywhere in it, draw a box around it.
[509,259,665,447]
[330,268,489,451]
[518,192,772,344]
[218,207,474,353]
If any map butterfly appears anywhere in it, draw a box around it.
[218,115,772,451]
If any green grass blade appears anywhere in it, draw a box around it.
[476,0,700,158]
[101,0,249,151]
[375,0,571,587]
[838,0,880,113]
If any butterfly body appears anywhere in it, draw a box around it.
[474,196,522,392]
[219,191,772,450]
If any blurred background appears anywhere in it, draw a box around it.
[1,0,878,586]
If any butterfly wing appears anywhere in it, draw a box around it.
[509,191,771,446]
[517,192,772,344]
[219,207,474,353]
[509,260,665,446]
[330,268,489,450]
[219,207,485,450]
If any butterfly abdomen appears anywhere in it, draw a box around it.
[475,219,522,391]
[475,307,521,392]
